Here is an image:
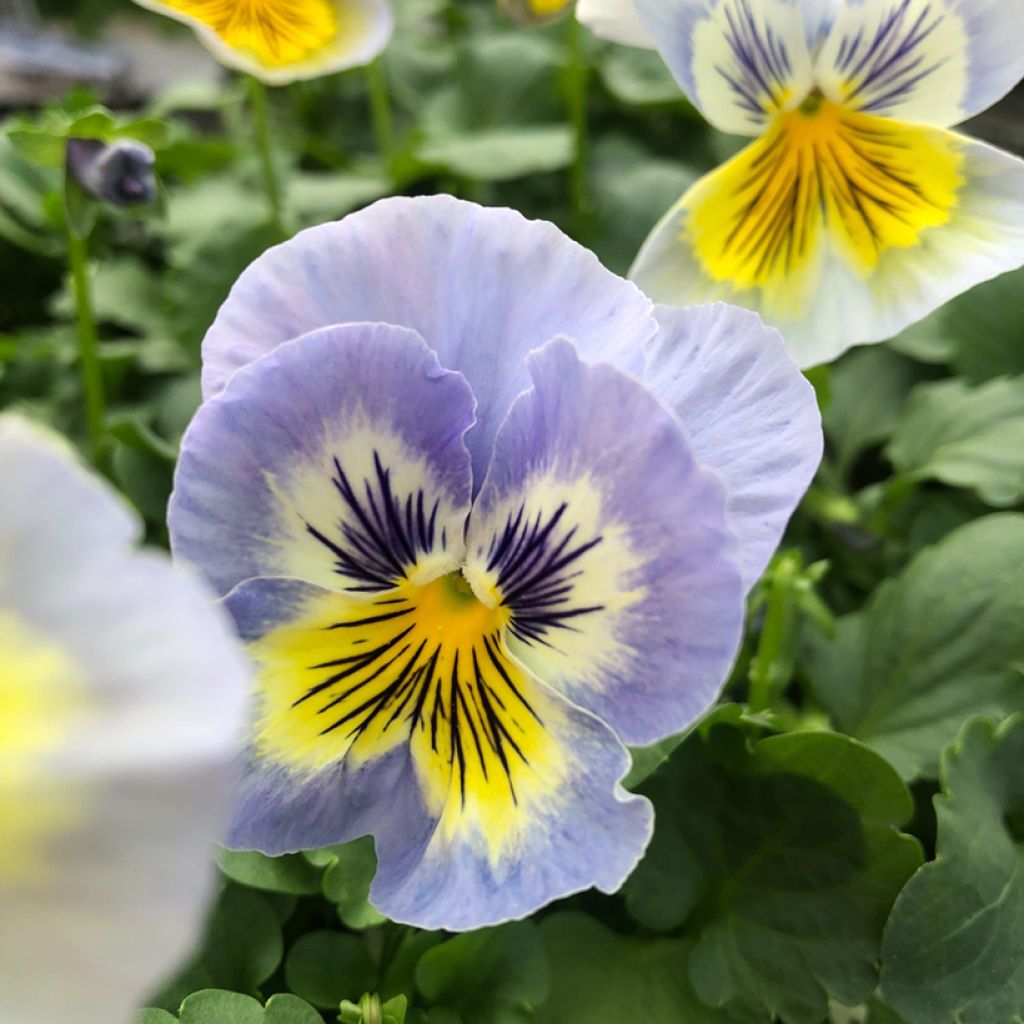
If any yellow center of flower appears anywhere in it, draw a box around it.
[251,570,559,848]
[0,614,84,883]
[687,97,964,315]
[163,0,339,67]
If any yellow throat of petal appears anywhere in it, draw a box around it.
[162,0,340,68]
[0,614,85,883]
[687,95,965,314]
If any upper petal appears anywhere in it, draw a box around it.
[131,0,393,84]
[464,338,745,747]
[629,0,816,135]
[641,303,822,590]
[171,321,476,598]
[0,416,249,1024]
[200,195,656,486]
[576,0,657,48]
[631,110,1024,366]
[814,0,1024,128]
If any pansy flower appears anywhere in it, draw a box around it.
[579,0,1024,367]
[0,416,248,1024]
[131,0,393,84]
[169,195,822,930]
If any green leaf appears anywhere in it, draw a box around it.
[880,716,1024,1024]
[263,993,327,1024]
[535,913,726,1023]
[201,885,284,991]
[319,836,386,929]
[803,513,1024,779]
[419,126,572,181]
[887,376,1024,506]
[824,348,923,480]
[416,921,549,1024]
[284,931,378,1009]
[624,732,689,789]
[217,848,324,896]
[624,725,921,1024]
[138,1011,178,1024]
[179,990,265,1024]
[598,46,690,106]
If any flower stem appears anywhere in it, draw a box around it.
[246,75,286,237]
[747,551,801,713]
[66,227,105,461]
[366,58,396,168]
[566,15,590,238]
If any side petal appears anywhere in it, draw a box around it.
[224,577,653,932]
[814,0,1024,128]
[629,0,816,135]
[641,303,822,590]
[200,195,656,486]
[464,338,745,747]
[131,0,393,84]
[631,112,1024,367]
[0,418,249,1024]
[576,0,657,48]
[170,322,475,598]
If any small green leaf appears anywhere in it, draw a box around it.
[598,46,689,106]
[284,931,378,1009]
[535,914,725,1023]
[263,993,326,1024]
[419,126,572,181]
[803,513,1024,779]
[217,848,324,897]
[179,990,265,1024]
[887,376,1024,506]
[881,715,1024,1024]
[416,921,549,1024]
[624,725,921,1024]
[201,885,284,991]
[138,1011,178,1024]
[320,836,386,929]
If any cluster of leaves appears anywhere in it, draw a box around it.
[2,1,1024,1022]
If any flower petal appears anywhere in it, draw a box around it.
[131,0,393,84]
[464,338,744,747]
[814,0,1024,128]
[629,0,816,135]
[0,416,248,1024]
[576,0,656,48]
[631,112,1024,367]
[224,576,653,931]
[200,195,656,485]
[641,303,822,590]
[171,322,476,598]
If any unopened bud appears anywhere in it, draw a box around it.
[66,137,157,207]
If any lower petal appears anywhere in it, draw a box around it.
[224,576,653,931]
[631,106,1024,366]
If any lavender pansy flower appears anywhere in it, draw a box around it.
[169,195,822,930]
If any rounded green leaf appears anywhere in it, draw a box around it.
[179,990,264,1024]
[284,931,377,1009]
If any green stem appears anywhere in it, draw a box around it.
[366,59,396,167]
[66,228,105,460]
[566,15,590,238]
[748,552,801,713]
[247,75,286,237]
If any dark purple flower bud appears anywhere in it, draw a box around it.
[65,137,157,207]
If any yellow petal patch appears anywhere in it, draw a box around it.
[0,614,85,884]
[162,0,339,67]
[686,98,964,317]
[251,573,561,858]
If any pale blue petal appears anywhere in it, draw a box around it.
[641,303,822,590]
[170,322,475,598]
[200,195,656,486]
[465,337,745,747]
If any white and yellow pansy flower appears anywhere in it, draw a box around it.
[580,0,1024,367]
[0,416,248,1024]
[131,0,393,84]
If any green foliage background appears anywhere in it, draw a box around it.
[2,1,1024,1022]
